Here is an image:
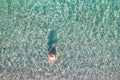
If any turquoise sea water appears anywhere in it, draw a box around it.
[0,0,120,80]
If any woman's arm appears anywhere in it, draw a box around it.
[55,46,58,59]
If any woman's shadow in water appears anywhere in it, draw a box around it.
[47,30,57,51]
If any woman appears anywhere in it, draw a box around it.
[48,44,58,63]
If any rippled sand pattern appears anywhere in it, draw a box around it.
[0,0,120,80]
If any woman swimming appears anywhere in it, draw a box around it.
[48,44,58,63]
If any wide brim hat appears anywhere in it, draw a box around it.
[48,54,56,63]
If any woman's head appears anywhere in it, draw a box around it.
[49,54,55,60]
[48,54,56,63]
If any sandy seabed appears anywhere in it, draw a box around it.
[0,0,120,80]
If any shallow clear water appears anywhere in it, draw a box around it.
[0,0,120,80]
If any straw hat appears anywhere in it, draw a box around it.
[49,54,56,60]
[48,54,56,63]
